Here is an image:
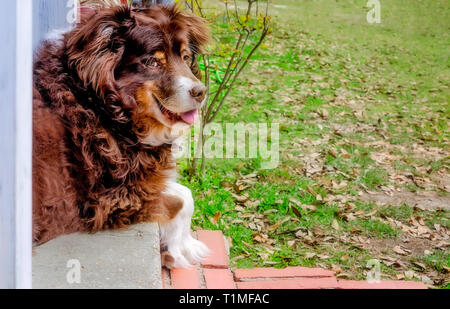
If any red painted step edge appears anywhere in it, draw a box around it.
[234,266,334,281]
[197,230,228,269]
[337,280,427,289]
[171,266,202,289]
[237,277,339,289]
[166,230,429,290]
[203,268,236,289]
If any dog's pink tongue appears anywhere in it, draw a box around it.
[181,109,199,125]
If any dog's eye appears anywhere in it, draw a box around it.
[142,58,160,69]
[183,55,191,62]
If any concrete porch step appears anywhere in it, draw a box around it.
[32,223,161,289]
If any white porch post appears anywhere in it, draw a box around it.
[0,0,33,289]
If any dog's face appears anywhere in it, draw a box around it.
[67,6,209,145]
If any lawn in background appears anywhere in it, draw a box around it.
[179,0,449,287]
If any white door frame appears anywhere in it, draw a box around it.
[0,0,33,289]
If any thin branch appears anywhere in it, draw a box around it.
[187,0,271,175]
[204,30,245,119]
[207,28,268,123]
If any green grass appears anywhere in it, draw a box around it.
[350,218,399,238]
[181,0,450,287]
[422,250,450,273]
[360,168,389,189]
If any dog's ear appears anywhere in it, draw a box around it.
[179,12,210,54]
[66,6,136,109]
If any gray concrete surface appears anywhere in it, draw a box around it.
[32,223,161,289]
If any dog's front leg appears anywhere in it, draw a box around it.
[159,181,210,268]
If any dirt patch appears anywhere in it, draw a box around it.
[366,237,448,286]
[367,237,434,257]
[361,191,450,210]
[431,174,450,193]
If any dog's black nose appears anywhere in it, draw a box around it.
[189,85,206,103]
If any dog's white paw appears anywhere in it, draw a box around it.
[181,236,210,264]
[165,236,210,268]
[169,250,192,269]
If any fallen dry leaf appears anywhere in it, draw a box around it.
[305,252,316,259]
[290,205,302,218]
[268,221,281,231]
[331,265,342,274]
[413,262,426,270]
[340,254,349,262]
[332,219,340,230]
[231,192,249,203]
[393,245,409,256]
[210,211,221,225]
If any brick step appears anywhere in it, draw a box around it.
[164,229,428,290]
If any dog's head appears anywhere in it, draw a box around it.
[66,5,209,145]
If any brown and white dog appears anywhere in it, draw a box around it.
[32,5,210,268]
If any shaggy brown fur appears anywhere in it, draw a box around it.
[32,5,209,244]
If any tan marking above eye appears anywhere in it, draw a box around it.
[153,51,167,65]
[180,43,191,61]
[180,43,188,54]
